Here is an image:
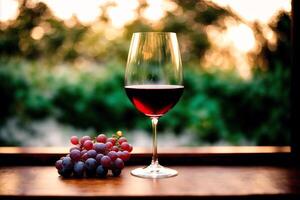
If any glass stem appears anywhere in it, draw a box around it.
[151,117,158,166]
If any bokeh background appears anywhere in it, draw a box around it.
[0,0,291,146]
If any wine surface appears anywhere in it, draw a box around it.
[125,85,184,117]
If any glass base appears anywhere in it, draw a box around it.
[131,163,178,179]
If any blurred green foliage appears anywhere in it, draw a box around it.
[0,1,290,145]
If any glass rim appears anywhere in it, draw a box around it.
[133,32,177,35]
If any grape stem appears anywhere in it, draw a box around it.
[151,117,158,166]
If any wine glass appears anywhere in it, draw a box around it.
[124,32,183,178]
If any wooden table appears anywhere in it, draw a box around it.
[0,147,299,199]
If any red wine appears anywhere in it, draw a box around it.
[125,85,184,117]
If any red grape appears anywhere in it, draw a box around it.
[69,146,81,152]
[80,136,91,145]
[80,149,87,156]
[62,157,73,170]
[114,158,124,169]
[83,140,93,150]
[101,156,112,168]
[120,142,130,151]
[70,136,79,145]
[81,153,88,161]
[112,168,122,177]
[58,168,72,178]
[85,158,97,177]
[96,134,107,143]
[117,151,125,161]
[85,158,97,170]
[123,150,130,161]
[70,149,81,161]
[73,161,85,177]
[107,138,116,145]
[87,150,97,158]
[55,160,63,170]
[96,154,104,164]
[111,146,119,152]
[96,165,108,178]
[118,137,127,145]
[105,142,113,150]
[108,151,118,161]
[94,143,106,153]
[128,144,133,152]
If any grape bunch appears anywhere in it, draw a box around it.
[55,131,133,178]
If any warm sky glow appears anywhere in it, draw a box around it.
[209,0,291,23]
[0,0,291,79]
[143,0,178,22]
[226,24,256,53]
[204,18,259,79]
[42,0,104,24]
[106,0,139,28]
[0,0,178,25]
[205,0,291,79]
[0,0,290,25]
[0,0,19,21]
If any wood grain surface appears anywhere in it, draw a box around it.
[0,165,300,199]
[0,146,292,166]
[0,146,291,154]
